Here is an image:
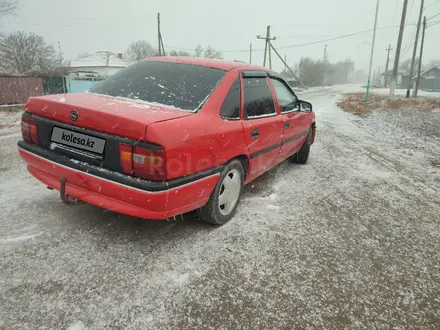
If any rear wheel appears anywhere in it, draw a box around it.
[290,129,313,164]
[198,160,244,225]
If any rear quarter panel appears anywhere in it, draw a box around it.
[145,69,250,180]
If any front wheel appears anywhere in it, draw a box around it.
[290,129,313,164]
[197,160,244,225]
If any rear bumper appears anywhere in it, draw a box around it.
[18,141,220,219]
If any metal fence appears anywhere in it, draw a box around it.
[0,76,44,105]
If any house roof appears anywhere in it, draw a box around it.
[69,51,128,68]
[381,70,405,76]
[412,66,440,79]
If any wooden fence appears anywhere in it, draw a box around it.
[0,76,45,105]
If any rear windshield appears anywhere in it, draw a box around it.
[88,61,226,111]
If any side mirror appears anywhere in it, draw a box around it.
[299,100,313,112]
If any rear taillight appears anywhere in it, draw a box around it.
[118,143,166,181]
[119,143,134,175]
[21,116,39,145]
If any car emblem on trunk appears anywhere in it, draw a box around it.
[70,110,78,121]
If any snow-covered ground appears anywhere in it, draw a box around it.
[367,86,440,99]
[1,86,440,329]
[0,107,22,138]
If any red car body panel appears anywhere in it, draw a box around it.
[19,147,219,219]
[26,93,192,141]
[18,57,315,220]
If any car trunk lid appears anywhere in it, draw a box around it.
[25,92,193,141]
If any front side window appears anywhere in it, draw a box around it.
[243,77,276,119]
[220,78,240,120]
[270,78,298,113]
[89,61,226,112]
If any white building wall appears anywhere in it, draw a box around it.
[70,66,125,77]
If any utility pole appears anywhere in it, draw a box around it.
[406,0,424,97]
[323,44,328,86]
[268,26,272,69]
[269,43,307,89]
[390,0,409,96]
[257,26,276,68]
[58,42,66,94]
[384,45,392,87]
[157,13,162,56]
[415,16,427,96]
[249,43,252,64]
[365,0,380,103]
[377,66,381,85]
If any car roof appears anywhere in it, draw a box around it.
[142,56,271,72]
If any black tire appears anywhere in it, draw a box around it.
[197,160,244,225]
[290,129,313,164]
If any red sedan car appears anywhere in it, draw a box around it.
[18,57,315,225]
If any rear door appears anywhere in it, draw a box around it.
[269,77,308,161]
[241,72,284,178]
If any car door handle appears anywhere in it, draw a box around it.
[251,129,259,139]
[284,121,290,128]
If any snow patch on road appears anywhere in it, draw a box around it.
[0,232,43,243]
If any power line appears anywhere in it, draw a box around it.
[427,9,440,19]
[400,26,417,55]
[7,21,156,28]
[25,15,156,22]
[165,23,419,54]
[425,0,440,9]
[275,24,417,50]
[427,19,440,26]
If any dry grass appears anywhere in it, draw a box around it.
[337,93,440,116]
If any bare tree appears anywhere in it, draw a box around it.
[169,50,191,57]
[0,31,57,75]
[400,58,419,76]
[125,40,157,62]
[427,60,440,69]
[203,46,222,59]
[0,0,17,17]
[194,45,203,57]
[298,57,324,86]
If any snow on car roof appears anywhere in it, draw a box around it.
[142,56,270,72]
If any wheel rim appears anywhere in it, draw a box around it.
[306,130,313,145]
[218,168,241,216]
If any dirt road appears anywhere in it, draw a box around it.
[1,86,440,329]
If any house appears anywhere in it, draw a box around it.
[66,51,129,93]
[380,70,410,88]
[285,77,299,88]
[68,51,129,78]
[412,67,440,92]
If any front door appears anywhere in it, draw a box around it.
[269,77,309,161]
[241,75,284,180]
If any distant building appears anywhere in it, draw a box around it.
[412,67,440,92]
[66,51,129,93]
[285,77,299,88]
[68,51,128,78]
[380,70,410,88]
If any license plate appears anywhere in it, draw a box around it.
[51,127,106,154]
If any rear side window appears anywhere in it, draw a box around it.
[89,61,226,112]
[243,77,275,119]
[220,78,240,120]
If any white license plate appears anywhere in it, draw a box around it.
[51,127,106,154]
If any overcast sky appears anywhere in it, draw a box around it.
[3,0,440,73]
